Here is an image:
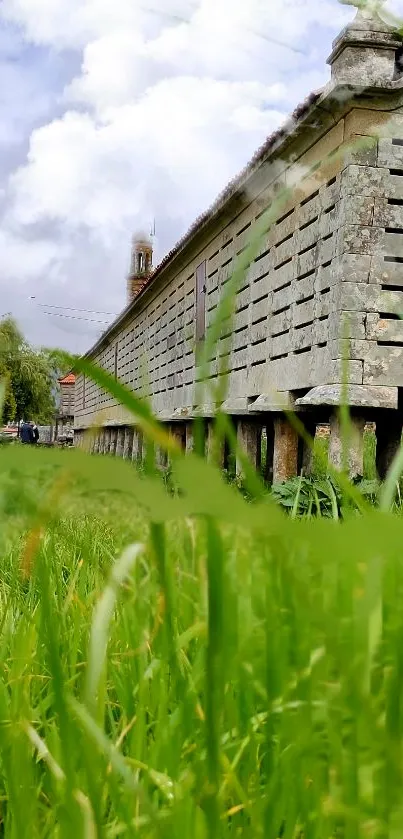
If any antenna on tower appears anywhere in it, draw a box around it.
[150,218,156,239]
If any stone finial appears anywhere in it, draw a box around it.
[327,3,402,87]
[127,230,153,305]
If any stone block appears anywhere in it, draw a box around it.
[296,384,398,410]
[338,225,384,256]
[297,248,318,277]
[293,299,314,328]
[271,331,291,358]
[329,338,375,361]
[327,358,363,384]
[249,392,296,412]
[340,164,388,199]
[342,134,378,168]
[367,315,403,344]
[378,137,403,169]
[370,255,403,287]
[335,282,379,312]
[382,231,403,260]
[373,198,403,229]
[319,206,339,239]
[328,311,366,341]
[363,345,403,386]
[339,195,375,227]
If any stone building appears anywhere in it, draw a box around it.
[74,8,403,481]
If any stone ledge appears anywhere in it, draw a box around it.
[296,384,398,410]
[249,392,297,413]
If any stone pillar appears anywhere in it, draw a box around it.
[298,415,317,476]
[263,421,275,484]
[109,428,117,456]
[206,420,225,468]
[156,445,168,470]
[328,410,365,478]
[132,428,143,464]
[236,420,260,479]
[123,427,133,460]
[376,413,403,481]
[185,423,194,454]
[170,424,186,450]
[116,427,125,457]
[104,428,111,454]
[272,416,299,484]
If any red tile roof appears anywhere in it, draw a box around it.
[58,372,76,384]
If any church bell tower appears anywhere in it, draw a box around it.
[127,232,153,305]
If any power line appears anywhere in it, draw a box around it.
[30,297,117,317]
[43,311,111,325]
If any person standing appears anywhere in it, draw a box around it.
[31,422,39,444]
[20,421,35,444]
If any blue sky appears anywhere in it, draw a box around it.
[0,0,389,352]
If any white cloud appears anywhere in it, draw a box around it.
[0,0,355,349]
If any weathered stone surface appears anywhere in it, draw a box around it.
[236,421,260,478]
[123,427,134,459]
[376,414,403,481]
[185,423,194,454]
[296,384,398,410]
[116,427,125,457]
[206,421,225,467]
[327,8,401,87]
[299,416,317,476]
[367,315,403,344]
[364,346,403,386]
[250,392,296,413]
[221,397,250,415]
[109,428,118,455]
[370,255,403,287]
[272,417,299,484]
[132,429,142,463]
[328,411,366,479]
[156,445,168,469]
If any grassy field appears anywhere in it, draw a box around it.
[1,441,403,838]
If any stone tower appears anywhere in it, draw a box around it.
[127,232,153,305]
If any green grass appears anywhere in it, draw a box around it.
[0,444,403,837]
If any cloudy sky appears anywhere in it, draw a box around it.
[0,0,400,354]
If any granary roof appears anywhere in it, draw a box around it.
[58,372,76,384]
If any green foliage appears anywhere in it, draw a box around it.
[0,316,56,424]
[1,445,403,837]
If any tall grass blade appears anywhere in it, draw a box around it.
[85,543,144,717]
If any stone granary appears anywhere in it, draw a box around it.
[74,8,403,482]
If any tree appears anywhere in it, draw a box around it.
[0,317,57,425]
